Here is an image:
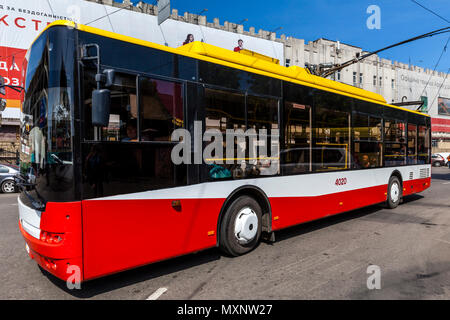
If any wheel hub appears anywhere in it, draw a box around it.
[234,207,258,244]
[390,182,400,203]
[3,181,14,193]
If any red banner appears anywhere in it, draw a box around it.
[0,45,26,107]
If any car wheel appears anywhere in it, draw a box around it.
[1,180,16,193]
[434,161,441,167]
[387,176,402,209]
[219,196,262,256]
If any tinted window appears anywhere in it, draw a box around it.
[384,119,406,166]
[247,96,280,176]
[352,113,382,168]
[314,92,351,171]
[81,72,187,199]
[407,124,417,164]
[198,61,281,97]
[81,143,186,199]
[283,101,312,174]
[79,31,196,81]
[204,88,245,180]
[140,77,183,142]
[199,62,242,91]
[20,27,77,205]
[84,73,137,142]
[418,125,430,164]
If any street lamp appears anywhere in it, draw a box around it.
[198,8,208,16]
[237,18,248,25]
[195,8,208,24]
[234,18,248,32]
[268,26,282,39]
[270,26,283,33]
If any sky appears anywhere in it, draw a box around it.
[114,0,450,73]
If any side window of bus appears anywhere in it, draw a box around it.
[204,88,246,180]
[247,95,280,176]
[283,101,312,175]
[83,72,138,142]
[139,77,183,141]
[407,124,418,165]
[352,113,382,169]
[383,119,406,166]
[314,93,351,171]
[418,125,430,164]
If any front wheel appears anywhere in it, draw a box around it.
[219,196,262,256]
[434,161,441,167]
[387,176,402,209]
[1,180,16,193]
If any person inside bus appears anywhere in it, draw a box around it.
[361,154,370,168]
[122,119,138,142]
[183,34,194,46]
[370,155,379,167]
[234,39,244,52]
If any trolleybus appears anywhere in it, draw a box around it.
[17,21,431,282]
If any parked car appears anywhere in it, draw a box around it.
[0,163,19,193]
[436,153,450,165]
[432,154,446,167]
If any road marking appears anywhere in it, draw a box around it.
[443,182,450,185]
[434,239,450,245]
[146,287,168,300]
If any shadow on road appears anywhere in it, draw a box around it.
[40,247,222,299]
[41,191,426,298]
[431,171,450,181]
[275,194,425,243]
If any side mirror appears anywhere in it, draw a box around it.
[92,89,110,127]
[95,69,115,88]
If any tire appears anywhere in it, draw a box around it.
[219,196,262,256]
[1,180,16,193]
[386,176,402,209]
[434,161,441,167]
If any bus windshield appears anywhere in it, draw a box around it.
[20,27,77,207]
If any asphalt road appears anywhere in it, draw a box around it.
[1,167,450,300]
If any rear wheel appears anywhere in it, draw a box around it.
[219,196,262,256]
[1,180,16,193]
[434,161,441,167]
[387,176,402,209]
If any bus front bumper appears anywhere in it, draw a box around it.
[18,199,83,282]
[19,219,83,282]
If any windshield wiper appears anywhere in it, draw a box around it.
[14,174,46,211]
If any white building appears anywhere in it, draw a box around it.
[301,38,450,151]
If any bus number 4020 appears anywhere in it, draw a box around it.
[335,178,347,186]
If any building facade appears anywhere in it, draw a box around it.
[302,38,450,152]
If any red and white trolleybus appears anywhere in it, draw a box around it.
[17,21,431,282]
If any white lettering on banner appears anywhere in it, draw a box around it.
[0,14,52,31]
[0,61,20,72]
[0,76,20,86]
[1,1,283,59]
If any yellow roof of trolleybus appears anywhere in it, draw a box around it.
[37,21,429,117]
